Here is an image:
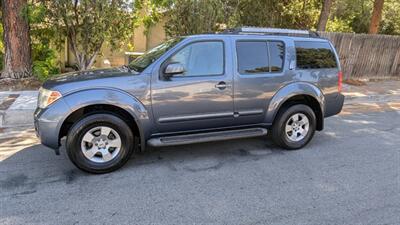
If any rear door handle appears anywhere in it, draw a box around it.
[215,81,227,90]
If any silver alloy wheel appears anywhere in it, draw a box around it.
[285,113,310,142]
[80,126,122,163]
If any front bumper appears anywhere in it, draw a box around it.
[34,98,71,153]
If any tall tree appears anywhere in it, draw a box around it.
[163,0,322,37]
[1,0,32,79]
[369,0,384,34]
[164,0,226,37]
[317,0,334,31]
[44,0,136,71]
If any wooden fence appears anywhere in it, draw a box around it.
[318,32,400,79]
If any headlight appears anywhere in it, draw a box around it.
[38,88,62,108]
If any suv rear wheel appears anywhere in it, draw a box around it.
[66,113,135,174]
[272,104,316,150]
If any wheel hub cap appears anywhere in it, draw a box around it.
[96,138,107,148]
[80,126,122,163]
[285,113,310,142]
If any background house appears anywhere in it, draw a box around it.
[60,19,167,71]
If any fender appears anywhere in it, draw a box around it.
[265,82,325,124]
[61,88,151,151]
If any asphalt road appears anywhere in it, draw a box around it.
[1,110,400,225]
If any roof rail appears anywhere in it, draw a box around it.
[223,27,320,38]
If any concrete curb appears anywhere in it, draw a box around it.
[0,91,37,128]
[344,94,400,104]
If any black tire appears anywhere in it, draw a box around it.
[66,113,135,174]
[271,104,316,150]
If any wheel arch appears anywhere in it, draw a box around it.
[59,89,150,151]
[266,82,325,131]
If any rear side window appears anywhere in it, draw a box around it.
[269,41,284,72]
[237,41,269,74]
[295,41,337,69]
[236,41,285,74]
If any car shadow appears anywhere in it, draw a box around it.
[126,136,286,171]
[0,135,288,193]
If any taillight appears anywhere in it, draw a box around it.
[338,71,343,92]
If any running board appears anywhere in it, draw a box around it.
[147,128,268,147]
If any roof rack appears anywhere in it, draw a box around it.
[223,27,319,38]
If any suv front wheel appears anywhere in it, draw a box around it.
[66,113,135,174]
[271,104,316,150]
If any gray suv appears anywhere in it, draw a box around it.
[34,27,344,173]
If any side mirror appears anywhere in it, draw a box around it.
[164,63,185,77]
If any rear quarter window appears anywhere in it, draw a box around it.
[295,41,337,69]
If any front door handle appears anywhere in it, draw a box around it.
[215,81,227,90]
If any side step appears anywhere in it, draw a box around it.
[147,128,268,147]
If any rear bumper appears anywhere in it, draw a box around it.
[34,99,71,152]
[324,93,345,117]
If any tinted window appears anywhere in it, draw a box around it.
[237,41,269,74]
[269,41,284,72]
[168,41,224,76]
[295,41,337,69]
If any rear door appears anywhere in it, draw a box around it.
[232,37,289,125]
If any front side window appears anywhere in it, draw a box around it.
[129,37,183,72]
[167,41,224,76]
[295,41,338,69]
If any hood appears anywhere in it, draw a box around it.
[43,67,136,89]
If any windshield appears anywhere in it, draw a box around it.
[128,37,184,72]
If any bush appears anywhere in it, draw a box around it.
[326,17,353,33]
[32,43,60,81]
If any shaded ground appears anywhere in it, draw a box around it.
[0,109,399,225]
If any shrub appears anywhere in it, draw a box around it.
[32,43,60,81]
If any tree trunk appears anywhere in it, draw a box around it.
[68,35,102,71]
[1,0,32,79]
[369,0,385,34]
[317,0,333,31]
[69,48,100,71]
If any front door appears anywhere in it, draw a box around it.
[151,40,234,133]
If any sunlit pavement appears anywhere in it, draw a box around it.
[0,105,399,224]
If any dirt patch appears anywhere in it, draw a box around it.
[343,79,367,86]
[369,77,400,82]
[0,78,42,91]
[341,102,400,115]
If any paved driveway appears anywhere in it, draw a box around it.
[1,109,399,225]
